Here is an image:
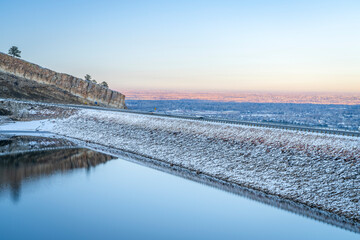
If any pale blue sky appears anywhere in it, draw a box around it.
[1,0,359,92]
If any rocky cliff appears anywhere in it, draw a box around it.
[0,52,125,108]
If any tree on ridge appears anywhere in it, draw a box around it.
[84,74,92,81]
[8,46,21,58]
[100,81,109,88]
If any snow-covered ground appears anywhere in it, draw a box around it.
[0,119,54,132]
[1,109,359,222]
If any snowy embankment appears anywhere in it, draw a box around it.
[3,109,359,222]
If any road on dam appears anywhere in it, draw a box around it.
[1,98,359,137]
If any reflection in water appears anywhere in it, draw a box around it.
[0,135,115,202]
[112,148,360,234]
[0,134,359,235]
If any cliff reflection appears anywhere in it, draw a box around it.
[0,136,115,202]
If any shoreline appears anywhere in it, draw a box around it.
[61,135,360,234]
[1,129,359,233]
[0,107,359,232]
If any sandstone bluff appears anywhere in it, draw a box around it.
[0,52,125,108]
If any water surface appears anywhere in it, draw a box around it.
[0,136,358,240]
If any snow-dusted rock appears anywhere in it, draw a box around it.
[51,109,360,222]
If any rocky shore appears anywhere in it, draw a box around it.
[51,109,360,222]
[1,104,359,232]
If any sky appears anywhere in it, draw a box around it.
[1,0,360,93]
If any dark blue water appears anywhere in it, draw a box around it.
[0,154,358,240]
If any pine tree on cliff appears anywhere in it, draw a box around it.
[8,46,21,58]
[84,74,92,81]
[101,81,109,88]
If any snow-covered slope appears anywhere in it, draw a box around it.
[46,109,360,222]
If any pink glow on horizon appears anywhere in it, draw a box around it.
[119,90,360,105]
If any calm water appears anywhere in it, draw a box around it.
[0,145,359,239]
